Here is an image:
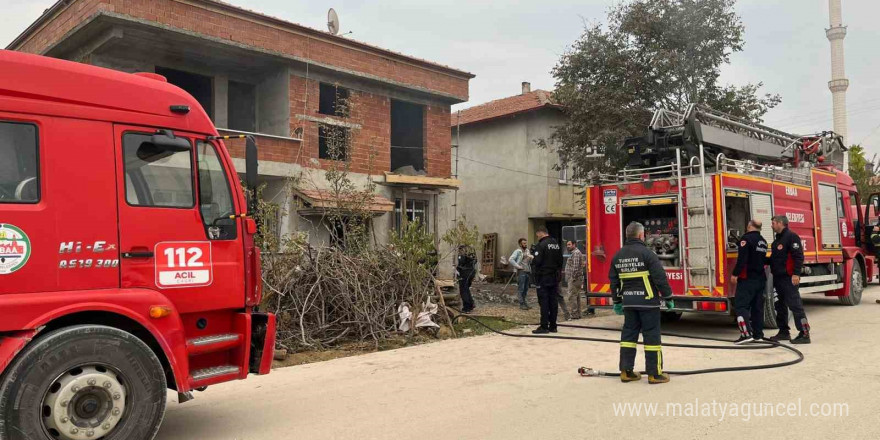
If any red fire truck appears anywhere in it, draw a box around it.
[0,51,275,439]
[585,104,876,326]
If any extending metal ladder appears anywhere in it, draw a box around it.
[675,144,715,290]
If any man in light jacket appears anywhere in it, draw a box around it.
[509,238,532,310]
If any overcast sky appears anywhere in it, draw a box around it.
[3,0,879,155]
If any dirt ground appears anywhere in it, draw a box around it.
[157,285,880,439]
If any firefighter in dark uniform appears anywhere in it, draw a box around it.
[609,222,674,384]
[769,215,810,344]
[531,226,563,334]
[730,220,769,344]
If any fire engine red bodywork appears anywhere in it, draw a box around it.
[585,165,870,311]
[0,50,273,392]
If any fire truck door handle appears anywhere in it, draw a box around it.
[122,250,154,259]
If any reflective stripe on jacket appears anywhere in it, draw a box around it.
[609,239,673,309]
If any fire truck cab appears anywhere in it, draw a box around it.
[0,51,275,440]
[585,104,872,327]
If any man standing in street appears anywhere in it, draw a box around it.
[508,238,532,310]
[769,215,810,344]
[565,241,586,319]
[609,222,674,384]
[531,227,563,334]
[730,220,769,344]
[456,244,477,314]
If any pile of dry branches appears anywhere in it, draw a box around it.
[261,233,438,350]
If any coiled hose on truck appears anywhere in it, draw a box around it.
[449,309,804,377]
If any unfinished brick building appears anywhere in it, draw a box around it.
[8,0,471,247]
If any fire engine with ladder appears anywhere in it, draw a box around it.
[584,104,878,327]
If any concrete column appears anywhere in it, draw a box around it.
[214,75,229,129]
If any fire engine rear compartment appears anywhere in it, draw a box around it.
[620,201,680,267]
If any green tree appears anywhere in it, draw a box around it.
[546,0,781,175]
[847,145,880,202]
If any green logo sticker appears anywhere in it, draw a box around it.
[0,224,31,275]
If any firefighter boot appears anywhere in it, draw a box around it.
[648,373,670,384]
[791,332,811,344]
[734,316,754,345]
[791,318,811,344]
[620,370,641,382]
[769,331,791,342]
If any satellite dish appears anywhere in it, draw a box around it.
[327,8,340,35]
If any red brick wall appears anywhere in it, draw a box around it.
[425,104,452,178]
[14,0,470,100]
[221,130,298,164]
[288,75,451,177]
[15,0,106,55]
[289,75,391,175]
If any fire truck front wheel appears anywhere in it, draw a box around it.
[0,325,167,440]
[838,263,863,306]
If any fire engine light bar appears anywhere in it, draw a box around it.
[694,301,727,312]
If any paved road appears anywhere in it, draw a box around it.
[158,287,880,439]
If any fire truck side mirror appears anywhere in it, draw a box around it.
[245,135,259,215]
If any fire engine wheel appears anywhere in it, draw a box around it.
[762,275,790,330]
[0,325,167,440]
[838,263,863,306]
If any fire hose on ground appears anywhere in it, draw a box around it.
[449,308,804,377]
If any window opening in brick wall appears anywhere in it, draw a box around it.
[228,80,256,132]
[318,124,350,161]
[319,83,350,117]
[391,99,425,172]
[394,199,428,232]
[156,67,213,120]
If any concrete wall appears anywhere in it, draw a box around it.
[447,108,585,267]
[256,68,290,137]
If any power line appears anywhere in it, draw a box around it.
[456,154,565,180]
[766,96,880,126]
[856,121,880,146]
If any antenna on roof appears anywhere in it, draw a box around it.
[327,8,340,35]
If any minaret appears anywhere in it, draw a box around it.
[826,0,849,170]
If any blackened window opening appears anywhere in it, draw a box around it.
[391,99,424,172]
[319,124,350,161]
[228,80,256,132]
[156,67,213,120]
[319,83,350,117]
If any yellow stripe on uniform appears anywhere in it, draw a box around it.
[618,271,654,299]
[620,342,638,349]
[644,345,663,374]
